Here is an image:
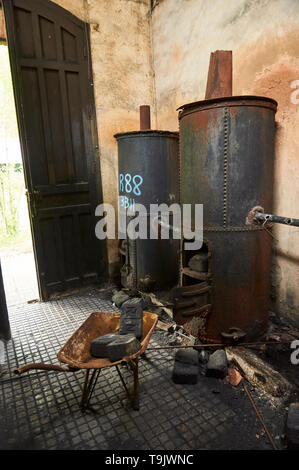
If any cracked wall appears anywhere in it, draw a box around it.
[48,0,298,325]
[52,0,154,276]
[151,0,299,325]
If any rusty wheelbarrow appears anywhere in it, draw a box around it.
[14,311,158,410]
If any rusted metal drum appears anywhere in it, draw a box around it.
[178,96,277,342]
[114,130,179,290]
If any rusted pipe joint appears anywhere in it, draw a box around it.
[246,206,299,228]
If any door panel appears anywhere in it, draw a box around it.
[3,0,106,299]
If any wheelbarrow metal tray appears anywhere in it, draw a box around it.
[57,311,158,369]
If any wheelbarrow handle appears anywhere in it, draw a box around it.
[14,363,76,375]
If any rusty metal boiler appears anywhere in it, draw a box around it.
[177,96,277,342]
[114,106,180,290]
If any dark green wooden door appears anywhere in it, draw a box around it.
[3,0,107,299]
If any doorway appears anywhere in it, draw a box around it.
[1,0,106,310]
[0,40,39,306]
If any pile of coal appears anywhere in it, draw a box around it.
[171,348,230,386]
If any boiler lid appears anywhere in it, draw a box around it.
[177,95,278,118]
[114,130,179,140]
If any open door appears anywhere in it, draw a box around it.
[2,0,107,299]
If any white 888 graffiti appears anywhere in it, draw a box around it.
[119,173,143,196]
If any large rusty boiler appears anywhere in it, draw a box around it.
[175,95,277,343]
[114,106,179,290]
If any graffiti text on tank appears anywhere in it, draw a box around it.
[119,173,143,211]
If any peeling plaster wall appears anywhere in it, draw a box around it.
[52,0,153,275]
[42,0,298,322]
[152,0,299,325]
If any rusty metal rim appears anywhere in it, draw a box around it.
[177,95,278,118]
[114,130,179,139]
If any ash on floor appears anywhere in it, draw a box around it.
[0,289,289,450]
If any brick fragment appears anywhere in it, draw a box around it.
[206,349,228,378]
[112,291,130,307]
[175,349,199,366]
[172,362,198,385]
[119,297,143,338]
[106,334,141,362]
[90,334,118,358]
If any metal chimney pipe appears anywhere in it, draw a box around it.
[205,50,232,99]
[139,105,151,130]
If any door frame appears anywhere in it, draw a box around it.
[0,259,10,340]
[2,0,107,300]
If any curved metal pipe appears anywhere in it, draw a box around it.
[14,363,76,375]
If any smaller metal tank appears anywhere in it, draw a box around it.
[114,106,179,290]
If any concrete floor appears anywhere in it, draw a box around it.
[0,288,288,450]
[1,251,39,306]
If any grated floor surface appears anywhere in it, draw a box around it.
[0,289,286,450]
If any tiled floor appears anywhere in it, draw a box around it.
[1,252,39,306]
[0,289,286,450]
